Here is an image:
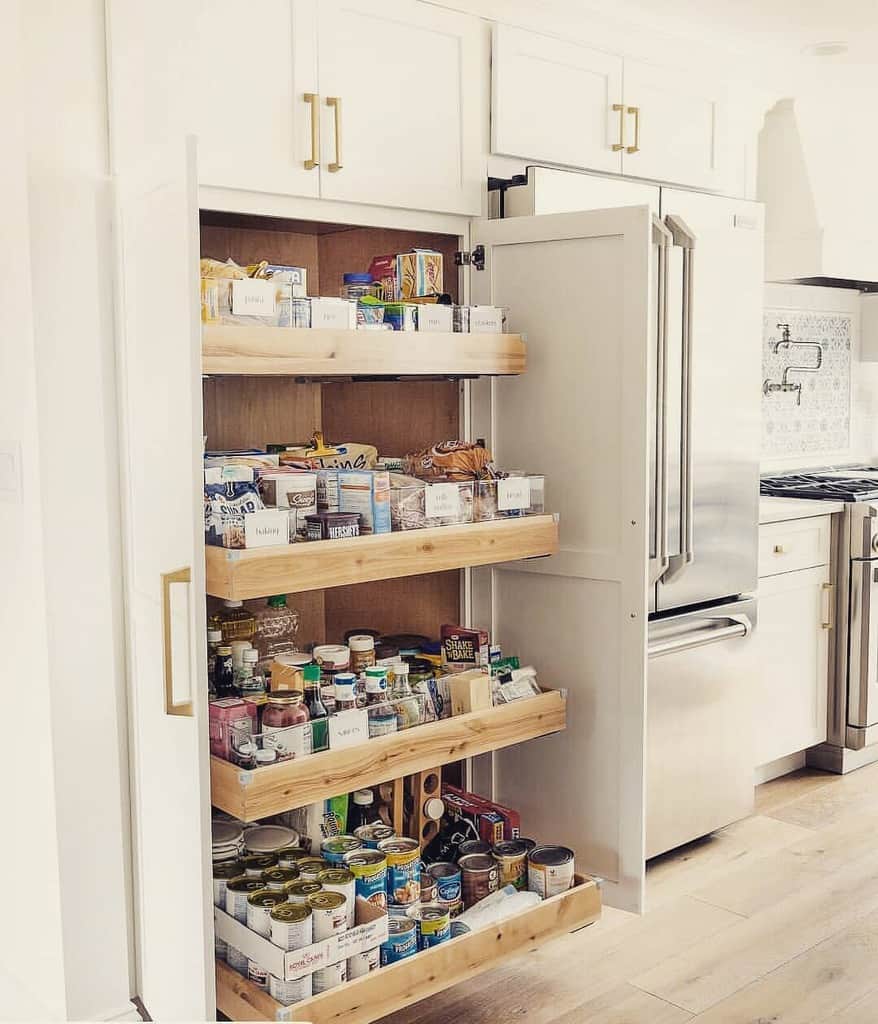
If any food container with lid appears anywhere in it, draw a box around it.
[340,272,378,302]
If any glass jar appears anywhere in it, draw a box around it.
[238,649,266,697]
[364,667,389,706]
[252,595,299,666]
[262,692,310,731]
[348,635,376,675]
[340,272,375,302]
[217,599,255,643]
[390,662,421,729]
[333,672,358,712]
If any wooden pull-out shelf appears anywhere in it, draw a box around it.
[202,325,527,377]
[216,875,599,1024]
[211,688,565,821]
[205,515,558,600]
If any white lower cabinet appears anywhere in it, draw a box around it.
[752,535,831,767]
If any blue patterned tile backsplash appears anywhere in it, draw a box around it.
[762,308,852,457]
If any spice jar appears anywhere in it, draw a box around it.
[334,673,358,712]
[364,667,389,706]
[349,635,376,675]
[340,272,376,302]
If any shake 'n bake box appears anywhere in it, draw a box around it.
[368,249,443,300]
[441,624,490,672]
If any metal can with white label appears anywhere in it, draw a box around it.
[286,879,323,904]
[321,835,363,865]
[246,889,289,938]
[407,903,451,950]
[214,933,228,961]
[277,846,309,869]
[247,959,269,990]
[527,844,575,898]
[268,972,312,1006]
[347,946,380,979]
[312,959,347,994]
[225,876,265,922]
[307,890,348,941]
[261,865,299,891]
[269,901,313,952]
[297,857,330,881]
[317,868,357,929]
[240,852,278,877]
[225,945,248,975]
[212,860,242,908]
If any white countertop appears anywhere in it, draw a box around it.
[759,496,846,524]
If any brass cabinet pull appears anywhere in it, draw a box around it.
[626,105,641,154]
[774,544,786,554]
[327,96,343,172]
[822,581,835,630]
[304,92,319,170]
[162,567,193,717]
[612,103,625,151]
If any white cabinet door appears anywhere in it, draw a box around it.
[115,141,213,1021]
[194,0,319,196]
[316,0,483,214]
[492,24,623,174]
[753,565,831,766]
[622,58,725,190]
[471,205,658,912]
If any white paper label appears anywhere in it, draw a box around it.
[231,278,276,317]
[425,483,460,520]
[244,510,288,548]
[311,298,356,330]
[417,305,453,332]
[328,709,369,750]
[264,724,307,759]
[498,477,531,512]
[469,306,503,333]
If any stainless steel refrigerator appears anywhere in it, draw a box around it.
[470,166,764,910]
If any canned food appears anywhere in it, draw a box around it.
[297,857,330,881]
[459,853,499,908]
[428,861,462,908]
[307,890,348,940]
[321,835,363,865]
[419,875,437,905]
[518,837,537,854]
[277,846,309,869]
[353,823,396,849]
[379,837,421,906]
[212,860,242,908]
[286,879,323,904]
[317,868,357,929]
[343,849,388,910]
[407,903,451,950]
[214,933,228,961]
[380,916,418,965]
[312,959,347,994]
[269,971,312,1006]
[241,852,278,877]
[247,959,269,989]
[347,946,380,979]
[226,945,248,975]
[269,901,313,951]
[450,919,471,938]
[457,840,492,859]
[246,889,289,938]
[225,876,265,922]
[262,865,299,891]
[528,845,575,898]
[493,839,529,891]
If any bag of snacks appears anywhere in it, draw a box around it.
[404,440,495,481]
[204,481,265,548]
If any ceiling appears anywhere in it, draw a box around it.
[547,0,878,62]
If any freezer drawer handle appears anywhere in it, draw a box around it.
[662,215,696,583]
[648,614,752,658]
[162,566,194,717]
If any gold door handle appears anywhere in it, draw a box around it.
[822,581,835,630]
[626,105,641,154]
[612,103,625,151]
[327,96,343,172]
[162,567,193,717]
[774,544,786,554]
[304,92,319,170]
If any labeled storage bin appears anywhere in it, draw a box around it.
[389,476,474,530]
[473,476,546,521]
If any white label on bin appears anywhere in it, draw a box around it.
[231,279,276,317]
[417,305,453,332]
[244,510,288,548]
[328,709,369,750]
[498,477,531,512]
[469,306,503,333]
[425,483,460,520]
[311,298,355,330]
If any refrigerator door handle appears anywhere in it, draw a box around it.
[648,613,752,659]
[650,216,672,585]
[663,214,696,582]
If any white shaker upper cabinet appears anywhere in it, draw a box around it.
[316,0,483,214]
[492,24,624,174]
[621,58,725,190]
[194,0,319,197]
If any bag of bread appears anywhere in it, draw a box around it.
[404,440,495,481]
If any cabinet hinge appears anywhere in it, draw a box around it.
[454,244,485,271]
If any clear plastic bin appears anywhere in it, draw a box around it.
[473,475,546,521]
[389,476,474,530]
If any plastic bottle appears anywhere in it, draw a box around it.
[252,595,299,666]
[303,664,328,752]
[237,649,266,697]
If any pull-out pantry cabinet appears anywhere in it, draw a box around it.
[112,130,661,1018]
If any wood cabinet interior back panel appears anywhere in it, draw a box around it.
[323,571,460,643]
[199,223,321,295]
[321,379,460,456]
[316,226,461,302]
[202,377,322,450]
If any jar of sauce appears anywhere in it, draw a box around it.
[262,692,310,759]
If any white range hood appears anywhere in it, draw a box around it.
[758,94,878,289]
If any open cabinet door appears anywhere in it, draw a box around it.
[114,140,213,1019]
[470,207,655,912]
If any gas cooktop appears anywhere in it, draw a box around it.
[761,469,878,502]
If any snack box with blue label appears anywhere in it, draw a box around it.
[213,896,388,982]
[368,249,443,301]
[338,470,391,535]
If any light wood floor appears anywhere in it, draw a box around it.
[386,764,878,1024]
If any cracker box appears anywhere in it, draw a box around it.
[338,469,391,535]
[368,249,444,300]
[441,624,490,672]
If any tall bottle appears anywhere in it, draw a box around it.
[207,629,223,694]
[252,595,299,666]
[348,789,375,832]
[214,645,235,699]
[303,664,328,752]
[390,661,421,729]
[217,599,255,643]
[237,648,266,697]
